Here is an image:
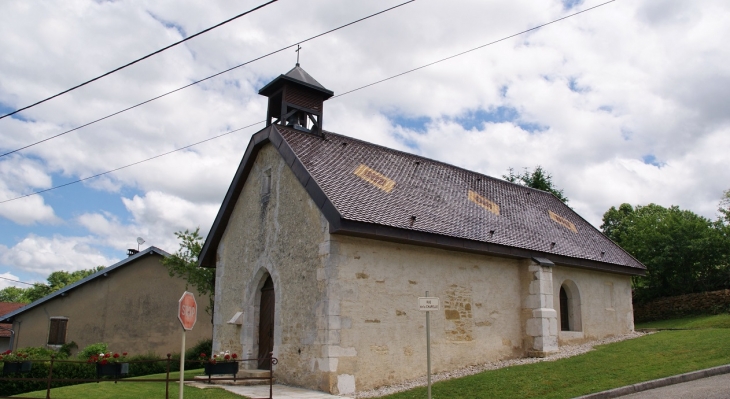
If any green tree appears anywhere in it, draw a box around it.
[719,189,730,224]
[0,286,27,303]
[0,267,104,304]
[601,203,729,302]
[162,228,215,314]
[503,165,569,203]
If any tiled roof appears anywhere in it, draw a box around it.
[280,127,644,271]
[200,125,645,275]
[0,302,24,317]
[0,303,24,337]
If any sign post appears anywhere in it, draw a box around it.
[419,293,439,399]
[178,292,197,399]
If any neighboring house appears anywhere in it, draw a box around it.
[0,302,25,351]
[0,247,212,356]
[199,65,647,395]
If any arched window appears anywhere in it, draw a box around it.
[559,280,582,332]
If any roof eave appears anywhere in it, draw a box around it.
[329,219,646,276]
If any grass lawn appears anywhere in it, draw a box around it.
[635,313,730,329]
[383,328,730,399]
[13,369,247,399]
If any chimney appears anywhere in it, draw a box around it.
[127,249,139,257]
[258,64,334,135]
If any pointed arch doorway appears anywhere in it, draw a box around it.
[257,275,275,369]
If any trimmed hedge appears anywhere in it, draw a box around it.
[0,339,212,396]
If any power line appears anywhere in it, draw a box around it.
[0,0,613,204]
[0,120,265,204]
[334,0,615,98]
[0,0,280,121]
[0,276,36,286]
[0,0,416,159]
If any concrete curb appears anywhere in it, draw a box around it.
[574,364,730,399]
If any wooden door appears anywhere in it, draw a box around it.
[258,276,275,369]
[560,286,570,331]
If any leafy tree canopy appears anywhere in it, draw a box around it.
[720,189,730,224]
[503,165,569,203]
[0,267,104,303]
[162,228,215,314]
[601,203,730,302]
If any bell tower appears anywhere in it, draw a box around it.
[258,64,334,135]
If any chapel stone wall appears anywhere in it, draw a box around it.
[213,143,335,392]
[551,266,634,344]
[329,236,525,394]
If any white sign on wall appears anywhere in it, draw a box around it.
[418,297,440,311]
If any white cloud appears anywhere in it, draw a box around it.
[0,0,728,277]
[0,235,118,276]
[0,157,59,225]
[78,191,219,253]
[0,271,25,290]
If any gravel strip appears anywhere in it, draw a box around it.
[355,331,649,398]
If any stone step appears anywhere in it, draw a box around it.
[237,369,273,379]
[193,370,274,386]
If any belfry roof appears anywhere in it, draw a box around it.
[199,125,645,275]
[258,65,334,98]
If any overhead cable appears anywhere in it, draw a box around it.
[333,0,615,98]
[0,0,416,159]
[0,275,37,286]
[0,121,264,204]
[0,0,613,204]
[0,0,280,121]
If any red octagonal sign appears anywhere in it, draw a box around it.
[178,291,197,331]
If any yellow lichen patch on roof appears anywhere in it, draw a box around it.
[549,210,577,233]
[468,190,500,215]
[354,164,396,193]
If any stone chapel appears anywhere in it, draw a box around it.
[198,64,646,395]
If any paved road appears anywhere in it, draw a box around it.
[618,373,730,398]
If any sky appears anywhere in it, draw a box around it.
[1,0,729,289]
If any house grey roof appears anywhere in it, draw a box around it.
[258,65,334,98]
[0,247,169,323]
[199,125,645,275]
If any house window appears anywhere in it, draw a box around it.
[48,318,68,345]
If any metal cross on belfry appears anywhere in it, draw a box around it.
[295,44,302,66]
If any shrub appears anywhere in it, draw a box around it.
[77,342,108,360]
[58,341,78,358]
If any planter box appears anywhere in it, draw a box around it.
[204,361,239,380]
[3,361,32,375]
[96,362,129,378]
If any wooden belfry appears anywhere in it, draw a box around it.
[258,63,334,135]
